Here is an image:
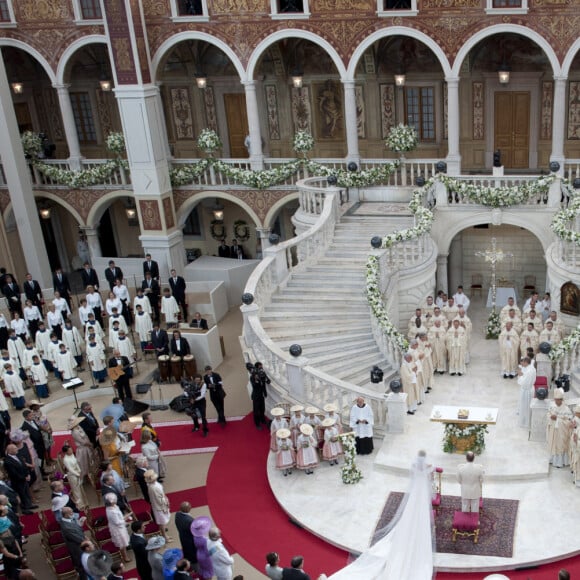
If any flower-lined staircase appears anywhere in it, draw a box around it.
[260,212,413,395]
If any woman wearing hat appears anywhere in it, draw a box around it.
[304,406,322,445]
[144,469,172,543]
[269,408,288,452]
[105,492,133,563]
[62,444,89,510]
[296,424,319,475]
[29,400,54,466]
[322,418,343,466]
[141,429,166,479]
[11,429,40,494]
[146,535,166,580]
[87,549,114,580]
[190,516,214,580]
[275,428,295,476]
[69,415,94,482]
[99,425,123,477]
[323,403,343,434]
[289,405,304,447]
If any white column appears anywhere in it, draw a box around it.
[243,80,264,170]
[550,76,567,175]
[342,79,360,164]
[80,226,102,259]
[0,50,52,287]
[436,254,449,295]
[445,77,461,176]
[53,83,83,171]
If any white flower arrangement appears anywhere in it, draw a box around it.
[551,191,580,244]
[339,432,363,484]
[21,131,42,157]
[197,129,223,154]
[385,124,418,154]
[293,131,315,155]
[105,132,126,156]
[443,423,488,454]
[486,311,501,340]
[549,327,580,361]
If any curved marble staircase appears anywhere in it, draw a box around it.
[260,213,413,391]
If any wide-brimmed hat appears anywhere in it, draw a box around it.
[276,428,291,439]
[554,388,565,400]
[305,406,319,415]
[51,495,69,512]
[190,516,212,537]
[300,424,313,436]
[86,550,113,577]
[146,535,166,551]
[118,420,135,433]
[321,418,336,428]
[67,416,86,429]
[323,403,337,413]
[99,426,117,445]
[27,400,44,408]
[270,407,285,417]
[290,405,304,413]
[144,469,158,484]
[9,429,26,443]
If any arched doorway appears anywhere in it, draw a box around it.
[264,195,299,241]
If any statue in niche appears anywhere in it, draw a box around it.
[561,281,580,316]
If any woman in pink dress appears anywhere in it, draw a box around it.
[104,492,132,563]
[304,406,322,445]
[324,403,343,433]
[296,424,319,475]
[270,408,288,452]
[322,418,343,466]
[289,405,304,447]
[145,469,173,543]
[275,428,295,476]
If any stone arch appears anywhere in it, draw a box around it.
[347,26,452,80]
[247,29,347,81]
[452,24,561,78]
[433,210,552,256]
[151,31,246,84]
[0,39,56,83]
[263,192,300,229]
[176,191,262,229]
[562,38,580,77]
[86,190,134,227]
[3,191,84,226]
[56,35,109,85]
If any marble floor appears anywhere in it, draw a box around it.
[267,294,580,573]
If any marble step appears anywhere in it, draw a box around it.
[262,323,371,339]
[275,331,374,349]
[298,267,364,276]
[270,294,365,304]
[307,341,381,364]
[260,311,365,321]
[316,257,367,265]
[282,285,364,295]
[319,349,387,376]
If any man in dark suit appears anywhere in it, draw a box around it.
[175,502,199,569]
[59,506,87,577]
[105,260,123,291]
[2,276,22,316]
[231,238,244,260]
[80,262,99,291]
[143,253,159,280]
[0,268,15,290]
[142,272,160,322]
[23,273,43,309]
[130,521,153,580]
[189,312,208,330]
[101,474,130,513]
[134,457,150,503]
[78,402,100,447]
[250,362,270,430]
[282,556,311,580]
[151,324,169,356]
[53,268,72,307]
[108,352,133,401]
[171,330,191,358]
[21,409,46,473]
[204,365,226,425]
[218,241,230,258]
[3,444,36,513]
[169,268,188,321]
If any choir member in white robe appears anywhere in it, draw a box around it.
[322,418,343,465]
[7,332,25,370]
[0,313,8,350]
[0,352,15,380]
[109,322,121,350]
[47,336,63,377]
[56,344,78,381]
[84,315,105,346]
[442,298,459,322]
[134,306,153,351]
[29,356,49,398]
[161,290,180,326]
[452,286,471,312]
[539,322,561,346]
[62,322,85,368]
[46,305,64,339]
[35,323,51,367]
[499,322,520,378]
[133,289,152,315]
[427,320,447,374]
[10,313,28,341]
[520,323,540,357]
[108,311,128,335]
[349,397,374,455]
[296,424,319,473]
[77,299,93,328]
[269,407,288,452]
[86,338,107,383]
[22,342,40,370]
[546,389,573,468]
[446,320,466,375]
[3,364,25,408]
[400,353,419,413]
[116,331,136,361]
[52,292,71,320]
[569,408,580,487]
[105,293,122,316]
[62,444,89,509]
[517,357,536,429]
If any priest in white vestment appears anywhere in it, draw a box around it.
[517,357,536,429]
[452,285,471,312]
[546,388,573,468]
[399,353,418,414]
[500,297,521,322]
[349,397,374,455]
[499,322,520,378]
[427,320,447,374]
[446,320,466,375]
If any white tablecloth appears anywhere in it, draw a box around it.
[487,287,518,308]
[430,405,499,425]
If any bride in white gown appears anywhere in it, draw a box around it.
[322,450,435,580]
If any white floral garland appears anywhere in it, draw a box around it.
[551,192,580,244]
[339,432,363,484]
[550,327,580,361]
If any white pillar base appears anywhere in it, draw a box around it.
[529,398,550,442]
[444,154,462,176]
[386,392,408,434]
[139,230,186,279]
[492,165,504,177]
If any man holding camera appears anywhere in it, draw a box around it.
[204,365,226,426]
[249,362,270,430]
[184,374,209,437]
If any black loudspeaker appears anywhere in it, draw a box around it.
[123,398,149,416]
[555,375,571,392]
[136,383,151,394]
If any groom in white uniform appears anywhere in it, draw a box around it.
[457,451,484,512]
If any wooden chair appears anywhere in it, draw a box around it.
[470,274,483,297]
[523,275,536,295]
[431,467,443,514]
[452,511,480,543]
[47,557,80,580]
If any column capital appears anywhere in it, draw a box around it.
[52,83,71,92]
[553,75,568,83]
[444,76,460,86]
[341,79,356,89]
[242,79,257,89]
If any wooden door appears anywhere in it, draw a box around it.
[494,92,530,169]
[223,93,249,158]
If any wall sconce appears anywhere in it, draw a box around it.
[291,69,303,89]
[126,208,137,220]
[39,207,51,220]
[498,63,511,85]
[99,76,112,92]
[394,73,406,87]
[212,199,225,221]
[195,72,207,89]
[11,83,23,95]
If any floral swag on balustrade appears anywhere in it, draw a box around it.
[21,131,128,188]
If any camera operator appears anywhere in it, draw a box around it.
[250,361,270,430]
[183,374,208,437]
